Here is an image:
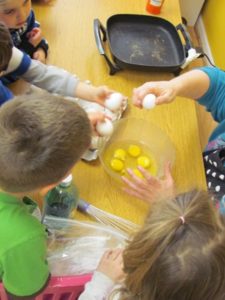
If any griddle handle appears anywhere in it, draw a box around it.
[176,23,193,53]
[94,18,107,54]
[94,18,121,75]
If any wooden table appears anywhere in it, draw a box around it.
[26,0,206,224]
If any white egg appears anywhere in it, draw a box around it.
[105,93,123,111]
[143,94,156,109]
[96,119,114,136]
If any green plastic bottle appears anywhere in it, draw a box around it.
[44,174,79,218]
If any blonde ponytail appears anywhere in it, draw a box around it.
[121,190,225,300]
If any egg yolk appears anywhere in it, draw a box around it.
[137,156,150,168]
[110,158,124,171]
[128,145,141,157]
[132,168,143,178]
[113,148,126,161]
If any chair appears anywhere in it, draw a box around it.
[0,274,92,300]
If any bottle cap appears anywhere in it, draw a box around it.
[146,1,162,14]
[59,174,73,187]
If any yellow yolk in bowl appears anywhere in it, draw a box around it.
[137,156,150,168]
[110,158,124,171]
[128,145,141,157]
[113,148,126,161]
[107,143,158,179]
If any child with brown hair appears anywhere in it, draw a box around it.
[0,21,126,134]
[0,0,48,64]
[0,92,92,298]
[79,189,225,300]
[0,21,114,104]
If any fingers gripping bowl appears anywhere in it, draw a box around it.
[99,118,175,183]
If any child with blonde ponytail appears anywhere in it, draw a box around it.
[79,190,225,300]
[121,189,225,300]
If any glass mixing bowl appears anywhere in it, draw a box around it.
[99,117,176,182]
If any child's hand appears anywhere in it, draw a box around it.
[93,85,113,105]
[33,48,46,63]
[87,111,110,135]
[75,82,127,109]
[97,249,125,283]
[93,86,127,112]
[132,81,177,108]
[27,28,43,47]
[122,162,174,203]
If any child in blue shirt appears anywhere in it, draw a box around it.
[0,0,49,84]
[0,22,126,131]
[125,67,225,213]
[0,0,48,63]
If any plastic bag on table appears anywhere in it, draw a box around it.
[44,216,128,276]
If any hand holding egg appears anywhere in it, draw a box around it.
[87,110,113,137]
[105,92,124,112]
[96,119,114,136]
[142,94,156,109]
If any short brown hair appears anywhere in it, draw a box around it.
[0,22,13,71]
[121,190,225,300]
[0,92,91,193]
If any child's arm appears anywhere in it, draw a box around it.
[26,27,48,63]
[122,162,175,203]
[132,69,210,107]
[23,60,116,106]
[75,81,115,106]
[23,10,49,62]
[133,67,225,125]
[3,235,50,299]
[21,59,123,107]
[78,249,124,300]
[5,47,126,107]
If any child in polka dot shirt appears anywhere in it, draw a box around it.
[123,67,225,213]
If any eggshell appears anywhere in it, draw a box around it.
[105,93,123,111]
[143,94,156,109]
[96,119,114,136]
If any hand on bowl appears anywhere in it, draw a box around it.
[122,162,175,203]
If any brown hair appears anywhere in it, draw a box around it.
[0,92,91,193]
[0,22,13,71]
[120,190,225,300]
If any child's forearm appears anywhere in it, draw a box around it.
[21,59,78,97]
[75,81,98,102]
[170,69,210,100]
[78,271,115,300]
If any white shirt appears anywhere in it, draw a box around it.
[78,271,120,300]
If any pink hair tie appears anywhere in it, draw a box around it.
[179,216,185,225]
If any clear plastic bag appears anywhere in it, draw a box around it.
[45,216,128,276]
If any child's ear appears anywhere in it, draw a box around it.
[39,172,73,196]
[39,183,57,197]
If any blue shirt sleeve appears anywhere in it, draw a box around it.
[0,81,13,104]
[11,53,31,76]
[26,10,48,56]
[26,10,38,31]
[198,67,225,123]
[14,10,49,57]
[198,67,225,141]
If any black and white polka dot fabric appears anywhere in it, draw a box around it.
[203,148,225,212]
